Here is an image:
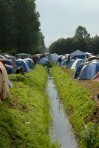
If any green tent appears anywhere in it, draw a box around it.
[15,53,30,59]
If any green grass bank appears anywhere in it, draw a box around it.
[52,66,99,148]
[0,65,58,148]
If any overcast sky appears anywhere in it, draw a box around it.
[36,0,99,48]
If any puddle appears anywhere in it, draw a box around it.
[46,75,78,148]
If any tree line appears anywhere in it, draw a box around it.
[0,0,46,54]
[49,26,99,55]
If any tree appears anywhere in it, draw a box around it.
[75,26,90,39]
[35,32,46,53]
[0,0,41,54]
[14,0,40,53]
[92,35,99,55]
[74,26,91,52]
[0,0,17,52]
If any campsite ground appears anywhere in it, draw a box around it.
[60,66,99,122]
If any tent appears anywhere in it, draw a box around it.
[24,58,35,69]
[0,61,10,100]
[70,50,88,56]
[78,61,99,80]
[70,50,88,59]
[71,59,83,70]
[62,59,68,66]
[39,57,49,65]
[92,72,99,81]
[85,52,92,56]
[15,53,30,59]
[0,59,16,74]
[73,63,84,79]
[15,59,30,72]
[66,59,75,68]
[49,53,59,63]
[85,56,99,62]
[5,64,16,74]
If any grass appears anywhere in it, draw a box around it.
[0,65,59,148]
[52,65,99,148]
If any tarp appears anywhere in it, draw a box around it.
[0,61,10,100]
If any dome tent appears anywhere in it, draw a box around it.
[73,63,84,79]
[66,59,75,68]
[24,58,35,69]
[71,59,83,70]
[78,60,99,80]
[0,61,10,100]
[39,57,49,65]
[15,59,30,72]
[49,53,59,63]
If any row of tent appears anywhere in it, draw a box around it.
[39,53,59,64]
[0,51,98,101]
[38,51,99,81]
[47,50,99,81]
[0,55,35,101]
[39,50,92,65]
[63,57,99,81]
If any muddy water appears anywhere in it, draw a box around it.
[46,75,78,148]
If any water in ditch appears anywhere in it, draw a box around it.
[46,74,78,148]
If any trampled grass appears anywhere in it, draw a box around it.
[0,65,59,148]
[52,65,99,148]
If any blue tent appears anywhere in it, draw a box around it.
[73,63,84,79]
[15,59,30,72]
[66,59,75,68]
[71,59,83,70]
[78,61,99,80]
[39,57,49,65]
[5,64,16,74]
[70,50,88,59]
[24,58,35,69]
[62,59,68,66]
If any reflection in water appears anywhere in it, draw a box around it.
[46,75,78,148]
